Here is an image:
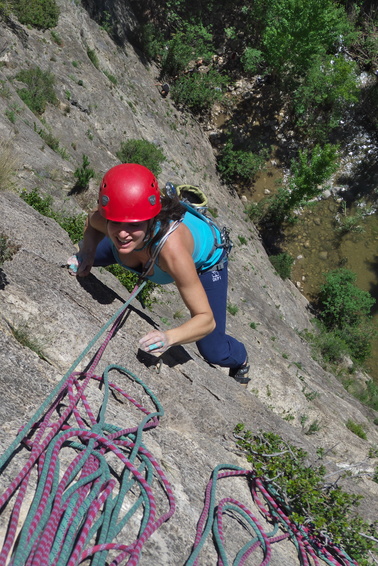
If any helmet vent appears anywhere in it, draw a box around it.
[148,195,156,205]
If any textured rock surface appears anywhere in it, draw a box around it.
[0,1,377,563]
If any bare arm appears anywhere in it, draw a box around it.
[76,210,107,276]
[139,225,215,351]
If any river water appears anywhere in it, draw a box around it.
[251,163,378,381]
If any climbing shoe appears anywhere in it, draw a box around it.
[229,357,250,385]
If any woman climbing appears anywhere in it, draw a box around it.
[68,163,250,384]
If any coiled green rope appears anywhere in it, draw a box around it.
[0,282,176,566]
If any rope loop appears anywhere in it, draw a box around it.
[185,465,359,566]
[0,284,176,566]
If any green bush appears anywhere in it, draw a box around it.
[21,187,53,217]
[0,2,11,17]
[234,425,375,563]
[346,419,367,440]
[241,47,264,75]
[318,268,376,363]
[37,127,68,159]
[10,325,47,360]
[15,67,58,115]
[312,326,350,363]
[244,201,266,224]
[357,380,378,412]
[87,48,99,69]
[116,139,166,177]
[20,188,85,244]
[217,140,269,185]
[11,0,59,29]
[58,214,86,245]
[319,269,375,330]
[269,252,294,280]
[99,11,113,35]
[265,144,339,222]
[294,54,360,140]
[161,23,214,77]
[171,69,228,114]
[50,30,63,46]
[73,155,95,191]
[103,70,117,85]
[227,302,238,315]
[336,322,376,363]
[105,264,156,308]
[0,233,19,265]
[288,143,339,206]
[336,203,365,235]
[135,23,165,60]
[261,0,356,77]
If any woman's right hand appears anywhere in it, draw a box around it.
[67,210,106,277]
[76,252,95,277]
[67,251,94,277]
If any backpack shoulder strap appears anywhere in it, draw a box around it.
[141,219,183,279]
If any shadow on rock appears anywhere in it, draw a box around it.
[137,346,192,370]
[0,269,8,290]
[74,272,126,305]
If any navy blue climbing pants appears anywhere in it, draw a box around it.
[197,265,247,369]
[92,238,247,369]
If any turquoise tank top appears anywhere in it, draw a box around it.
[111,210,225,284]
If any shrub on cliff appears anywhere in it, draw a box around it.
[234,425,376,564]
[318,268,376,363]
[11,0,59,29]
[116,139,166,177]
[160,23,214,78]
[15,67,58,116]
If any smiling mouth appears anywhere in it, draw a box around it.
[116,237,131,246]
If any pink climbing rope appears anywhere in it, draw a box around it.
[0,306,176,566]
[186,466,359,566]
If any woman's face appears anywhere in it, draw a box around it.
[107,220,149,253]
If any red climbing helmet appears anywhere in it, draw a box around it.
[98,163,162,222]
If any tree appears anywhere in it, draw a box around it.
[318,268,376,362]
[261,0,356,78]
[319,268,375,330]
[265,144,339,222]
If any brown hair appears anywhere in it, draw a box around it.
[146,192,185,253]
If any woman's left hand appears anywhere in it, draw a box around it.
[139,331,170,355]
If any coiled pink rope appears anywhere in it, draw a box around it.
[0,307,176,566]
[186,466,359,566]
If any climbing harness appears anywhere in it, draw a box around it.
[0,282,176,566]
[185,464,359,566]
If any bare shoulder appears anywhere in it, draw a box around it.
[89,209,107,234]
[160,222,193,256]
[159,223,195,276]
